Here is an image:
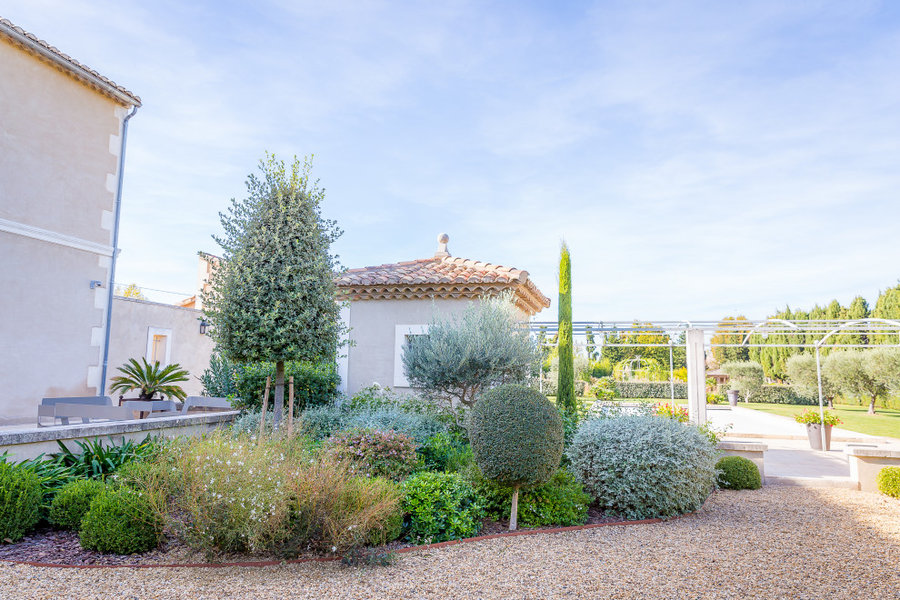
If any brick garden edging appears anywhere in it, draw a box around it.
[0,516,674,570]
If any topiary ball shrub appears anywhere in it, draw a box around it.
[0,462,42,542]
[79,487,161,554]
[401,472,484,543]
[877,466,900,499]
[48,479,107,531]
[327,428,419,481]
[468,384,563,529]
[716,456,762,490]
[567,415,718,520]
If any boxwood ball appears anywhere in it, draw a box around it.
[469,384,563,488]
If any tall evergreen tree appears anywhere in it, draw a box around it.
[873,284,900,344]
[204,154,343,425]
[557,242,575,414]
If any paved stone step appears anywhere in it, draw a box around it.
[765,476,858,489]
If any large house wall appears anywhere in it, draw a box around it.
[0,40,127,425]
[104,297,214,399]
[343,298,474,397]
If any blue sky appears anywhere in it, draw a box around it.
[3,1,900,320]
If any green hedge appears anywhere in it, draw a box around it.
[49,479,106,531]
[716,456,761,490]
[877,466,900,499]
[746,385,817,405]
[615,382,687,399]
[0,463,42,542]
[233,361,339,414]
[79,487,162,554]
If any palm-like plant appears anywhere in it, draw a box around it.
[109,358,190,401]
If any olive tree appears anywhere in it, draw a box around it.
[824,349,898,415]
[204,154,343,425]
[785,354,837,408]
[401,293,540,410]
[721,361,765,402]
[468,384,563,530]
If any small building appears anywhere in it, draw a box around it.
[334,234,550,396]
[103,296,214,399]
[179,235,550,399]
[0,20,141,425]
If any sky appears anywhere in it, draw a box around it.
[3,0,900,321]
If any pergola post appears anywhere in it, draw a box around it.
[686,328,706,425]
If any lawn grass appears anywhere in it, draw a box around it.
[743,403,900,439]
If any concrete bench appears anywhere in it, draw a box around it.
[181,396,236,414]
[38,396,113,426]
[40,402,132,424]
[121,399,178,418]
[847,448,900,493]
[717,440,768,480]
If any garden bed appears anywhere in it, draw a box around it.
[0,509,628,567]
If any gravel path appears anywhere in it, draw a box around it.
[1,486,897,599]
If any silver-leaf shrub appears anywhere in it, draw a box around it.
[567,416,718,520]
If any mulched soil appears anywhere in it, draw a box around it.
[0,527,185,566]
[0,508,624,567]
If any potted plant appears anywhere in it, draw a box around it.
[794,409,842,451]
[109,358,190,402]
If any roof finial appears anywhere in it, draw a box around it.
[435,233,450,258]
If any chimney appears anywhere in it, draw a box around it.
[434,233,450,258]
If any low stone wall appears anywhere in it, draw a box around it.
[847,448,900,493]
[717,440,768,480]
[0,411,238,461]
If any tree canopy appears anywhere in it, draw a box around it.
[203,154,343,423]
[401,293,540,411]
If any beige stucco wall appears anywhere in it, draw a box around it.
[104,297,215,399]
[344,298,476,397]
[0,41,124,244]
[0,40,127,426]
[0,235,110,424]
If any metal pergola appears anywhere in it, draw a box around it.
[530,318,900,450]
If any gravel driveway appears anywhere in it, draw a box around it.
[1,485,897,599]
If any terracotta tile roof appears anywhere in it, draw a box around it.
[336,255,551,316]
[0,18,141,107]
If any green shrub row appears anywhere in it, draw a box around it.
[614,381,687,399]
[744,385,817,405]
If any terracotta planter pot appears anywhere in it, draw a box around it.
[806,423,833,451]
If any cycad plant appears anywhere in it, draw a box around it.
[109,358,190,401]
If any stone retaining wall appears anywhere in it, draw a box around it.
[0,411,237,461]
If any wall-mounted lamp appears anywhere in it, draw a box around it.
[199,320,209,335]
[90,280,104,289]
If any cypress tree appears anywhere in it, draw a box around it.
[557,242,575,414]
